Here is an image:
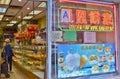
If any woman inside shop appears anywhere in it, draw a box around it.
[4,38,14,72]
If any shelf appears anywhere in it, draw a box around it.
[13,49,46,71]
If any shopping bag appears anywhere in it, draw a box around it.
[1,47,6,60]
[1,51,6,59]
[0,58,5,65]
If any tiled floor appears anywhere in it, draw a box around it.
[0,64,29,79]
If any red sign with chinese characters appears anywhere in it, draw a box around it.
[59,5,114,31]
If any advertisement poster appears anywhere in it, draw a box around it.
[58,44,116,78]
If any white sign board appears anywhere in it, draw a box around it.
[84,32,96,43]
[52,31,63,42]
[61,9,71,23]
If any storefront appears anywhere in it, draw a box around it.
[0,0,119,79]
[46,0,119,79]
[12,1,47,79]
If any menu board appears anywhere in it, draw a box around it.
[58,43,116,78]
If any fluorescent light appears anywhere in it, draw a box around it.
[23,16,33,19]
[6,18,9,20]
[7,24,14,26]
[0,15,4,20]
[0,8,7,13]
[38,2,46,7]
[29,10,42,15]
[10,21,17,24]
[18,23,22,27]
[27,7,30,10]
[0,0,11,4]
[22,21,27,24]
[18,16,21,19]
[18,0,22,2]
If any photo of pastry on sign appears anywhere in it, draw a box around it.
[89,55,98,64]
[104,47,111,54]
[97,46,103,52]
[92,65,99,73]
[102,65,110,72]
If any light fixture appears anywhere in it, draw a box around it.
[18,23,22,27]
[7,24,14,26]
[0,8,7,13]
[0,0,11,4]
[18,16,21,19]
[23,16,33,19]
[0,15,4,20]
[29,10,42,15]
[27,7,30,10]
[6,18,9,20]
[38,2,46,7]
[18,0,22,2]
[10,21,17,24]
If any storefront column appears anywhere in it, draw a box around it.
[117,4,120,75]
[46,0,52,79]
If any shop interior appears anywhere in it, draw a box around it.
[0,0,47,79]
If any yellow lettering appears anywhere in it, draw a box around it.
[69,25,114,31]
[109,26,113,31]
[84,25,90,30]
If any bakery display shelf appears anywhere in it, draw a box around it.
[14,54,23,59]
[14,50,46,61]
[14,52,23,56]
[13,57,22,65]
[14,50,22,54]
[13,45,46,73]
[24,53,46,61]
[22,60,45,71]
[22,45,46,50]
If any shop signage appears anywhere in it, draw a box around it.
[57,43,116,78]
[58,6,114,32]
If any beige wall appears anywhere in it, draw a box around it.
[38,16,46,29]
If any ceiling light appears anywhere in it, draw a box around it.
[10,21,17,24]
[0,15,4,20]
[18,16,21,18]
[0,8,7,13]
[18,23,22,27]
[29,10,42,15]
[23,16,33,19]
[6,18,9,20]
[7,24,14,26]
[38,2,46,7]
[18,0,22,2]
[27,7,30,10]
[0,0,11,4]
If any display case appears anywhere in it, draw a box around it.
[13,45,46,71]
